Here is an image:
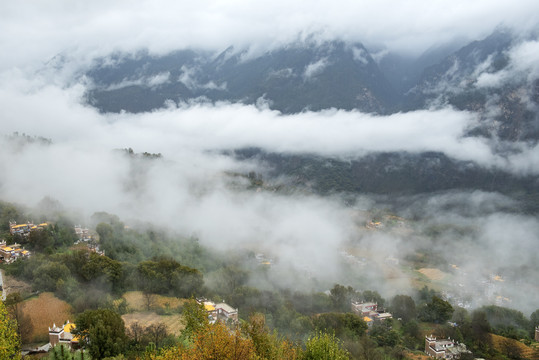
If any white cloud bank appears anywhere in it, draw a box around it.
[1,71,538,176]
[2,0,539,71]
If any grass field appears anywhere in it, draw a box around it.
[121,291,186,336]
[490,333,537,359]
[122,291,185,312]
[122,312,185,336]
[20,292,73,343]
[417,268,447,281]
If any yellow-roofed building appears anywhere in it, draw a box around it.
[9,221,49,236]
[0,241,31,263]
[49,320,79,348]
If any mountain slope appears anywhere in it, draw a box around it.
[86,40,399,114]
[406,29,539,142]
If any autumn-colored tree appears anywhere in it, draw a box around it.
[155,322,256,360]
[302,331,349,360]
[185,322,256,360]
[243,313,299,360]
[0,299,21,359]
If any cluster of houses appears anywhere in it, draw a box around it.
[74,225,92,242]
[197,298,239,324]
[351,301,392,327]
[2,221,105,263]
[74,225,105,256]
[9,220,48,237]
[425,335,471,359]
[0,240,30,263]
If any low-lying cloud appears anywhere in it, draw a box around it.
[2,70,539,175]
[0,54,538,312]
[477,39,539,88]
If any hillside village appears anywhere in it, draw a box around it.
[0,210,538,360]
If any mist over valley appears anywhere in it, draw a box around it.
[1,2,538,359]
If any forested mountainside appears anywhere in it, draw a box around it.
[85,29,539,143]
[231,148,539,213]
[87,40,398,114]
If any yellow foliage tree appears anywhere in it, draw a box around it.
[0,299,21,360]
[153,322,256,360]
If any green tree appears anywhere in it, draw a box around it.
[50,217,78,248]
[181,299,209,341]
[302,332,349,360]
[346,336,383,360]
[369,320,400,347]
[0,201,24,234]
[530,309,539,337]
[4,292,33,344]
[211,265,249,296]
[313,313,367,340]
[418,296,453,323]
[462,310,492,357]
[361,290,384,308]
[401,320,421,349]
[390,295,416,323]
[28,228,54,252]
[48,344,87,360]
[480,305,530,339]
[80,253,124,294]
[0,299,21,359]
[329,284,357,312]
[4,292,23,320]
[32,261,71,292]
[242,313,299,360]
[137,258,202,298]
[451,307,470,327]
[74,309,127,359]
[417,285,437,303]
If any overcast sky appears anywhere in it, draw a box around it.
[2,0,539,70]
